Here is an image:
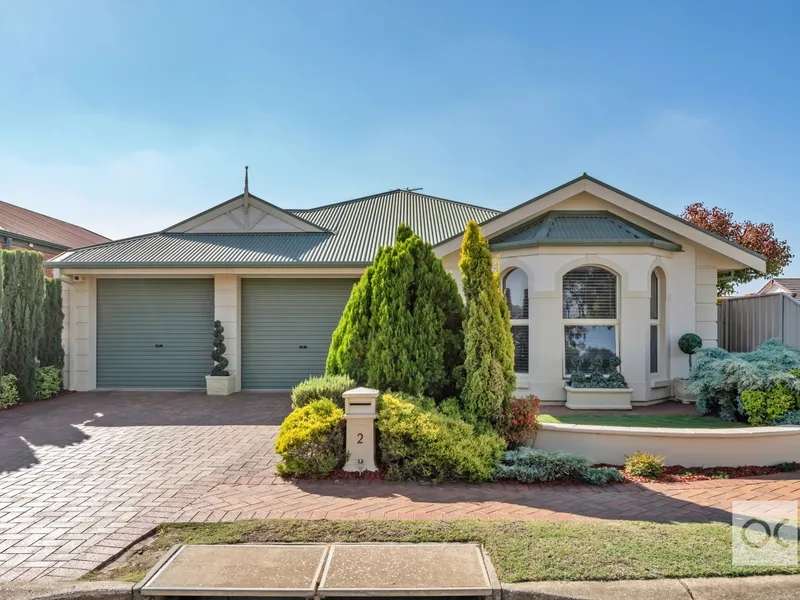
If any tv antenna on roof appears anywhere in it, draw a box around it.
[404,187,423,192]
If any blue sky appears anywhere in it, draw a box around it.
[0,0,797,292]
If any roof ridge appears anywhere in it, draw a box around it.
[289,189,500,215]
[0,199,110,241]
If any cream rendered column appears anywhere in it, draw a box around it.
[213,274,241,392]
[342,387,379,472]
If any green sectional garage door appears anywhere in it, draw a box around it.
[241,278,356,389]
[97,279,214,388]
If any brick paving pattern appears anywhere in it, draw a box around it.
[1,392,798,583]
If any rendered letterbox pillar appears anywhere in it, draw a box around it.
[342,387,379,472]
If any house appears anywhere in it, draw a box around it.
[756,278,800,297]
[0,200,110,266]
[46,174,765,405]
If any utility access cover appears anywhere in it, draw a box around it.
[139,544,328,597]
[318,543,492,597]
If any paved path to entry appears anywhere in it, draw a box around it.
[1,392,798,583]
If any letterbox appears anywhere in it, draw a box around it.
[342,387,379,472]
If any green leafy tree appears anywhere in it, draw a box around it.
[1,250,45,401]
[327,224,465,399]
[38,277,65,371]
[459,221,516,424]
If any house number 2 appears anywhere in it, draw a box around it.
[357,433,364,444]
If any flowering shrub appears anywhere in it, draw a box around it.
[689,340,800,421]
[501,395,540,446]
[624,451,665,478]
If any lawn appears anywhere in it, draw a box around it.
[539,413,746,428]
[90,519,800,584]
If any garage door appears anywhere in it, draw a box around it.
[97,279,214,388]
[241,278,356,389]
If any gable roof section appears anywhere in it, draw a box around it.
[433,174,767,272]
[490,211,682,251]
[48,190,499,268]
[757,278,800,296]
[165,192,328,233]
[0,200,110,250]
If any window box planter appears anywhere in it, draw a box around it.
[205,375,236,396]
[673,378,696,404]
[564,385,634,410]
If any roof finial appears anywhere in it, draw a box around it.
[243,165,250,213]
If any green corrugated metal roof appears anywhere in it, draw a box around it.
[490,211,683,251]
[48,190,500,268]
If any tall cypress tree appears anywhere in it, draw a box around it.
[459,221,516,424]
[1,250,45,401]
[327,224,465,399]
[39,277,65,371]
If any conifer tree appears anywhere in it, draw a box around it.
[459,221,516,424]
[38,277,65,371]
[327,225,465,399]
[1,250,45,401]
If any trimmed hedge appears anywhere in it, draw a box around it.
[0,375,19,410]
[291,375,356,409]
[377,393,505,483]
[275,399,345,478]
[494,448,623,485]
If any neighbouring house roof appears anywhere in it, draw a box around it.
[0,200,110,251]
[489,211,683,251]
[48,190,500,267]
[757,278,800,296]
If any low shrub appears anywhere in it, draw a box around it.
[275,399,345,477]
[740,385,799,426]
[494,448,622,485]
[291,375,356,409]
[0,374,19,409]
[35,366,62,400]
[776,461,799,472]
[624,451,665,479]
[776,410,800,425]
[501,395,541,447]
[377,393,505,483]
[689,339,800,421]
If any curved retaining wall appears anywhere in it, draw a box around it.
[535,423,800,467]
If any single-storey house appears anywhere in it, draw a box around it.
[1,199,110,264]
[757,278,800,297]
[46,174,765,405]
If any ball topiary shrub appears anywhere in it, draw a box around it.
[377,393,505,483]
[0,374,20,410]
[275,399,345,478]
[291,374,356,409]
[678,333,703,370]
[493,447,623,485]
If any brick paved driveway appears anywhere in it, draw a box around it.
[1,392,799,583]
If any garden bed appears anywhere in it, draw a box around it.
[282,461,799,485]
[85,519,800,584]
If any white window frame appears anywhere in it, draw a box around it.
[649,269,665,377]
[503,268,529,376]
[562,266,620,378]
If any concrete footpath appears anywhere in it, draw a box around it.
[3,575,800,600]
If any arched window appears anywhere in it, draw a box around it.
[503,269,529,374]
[563,266,618,375]
[650,269,665,375]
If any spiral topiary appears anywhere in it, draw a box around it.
[211,320,230,376]
[678,333,703,370]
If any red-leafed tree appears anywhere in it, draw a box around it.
[682,203,793,295]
